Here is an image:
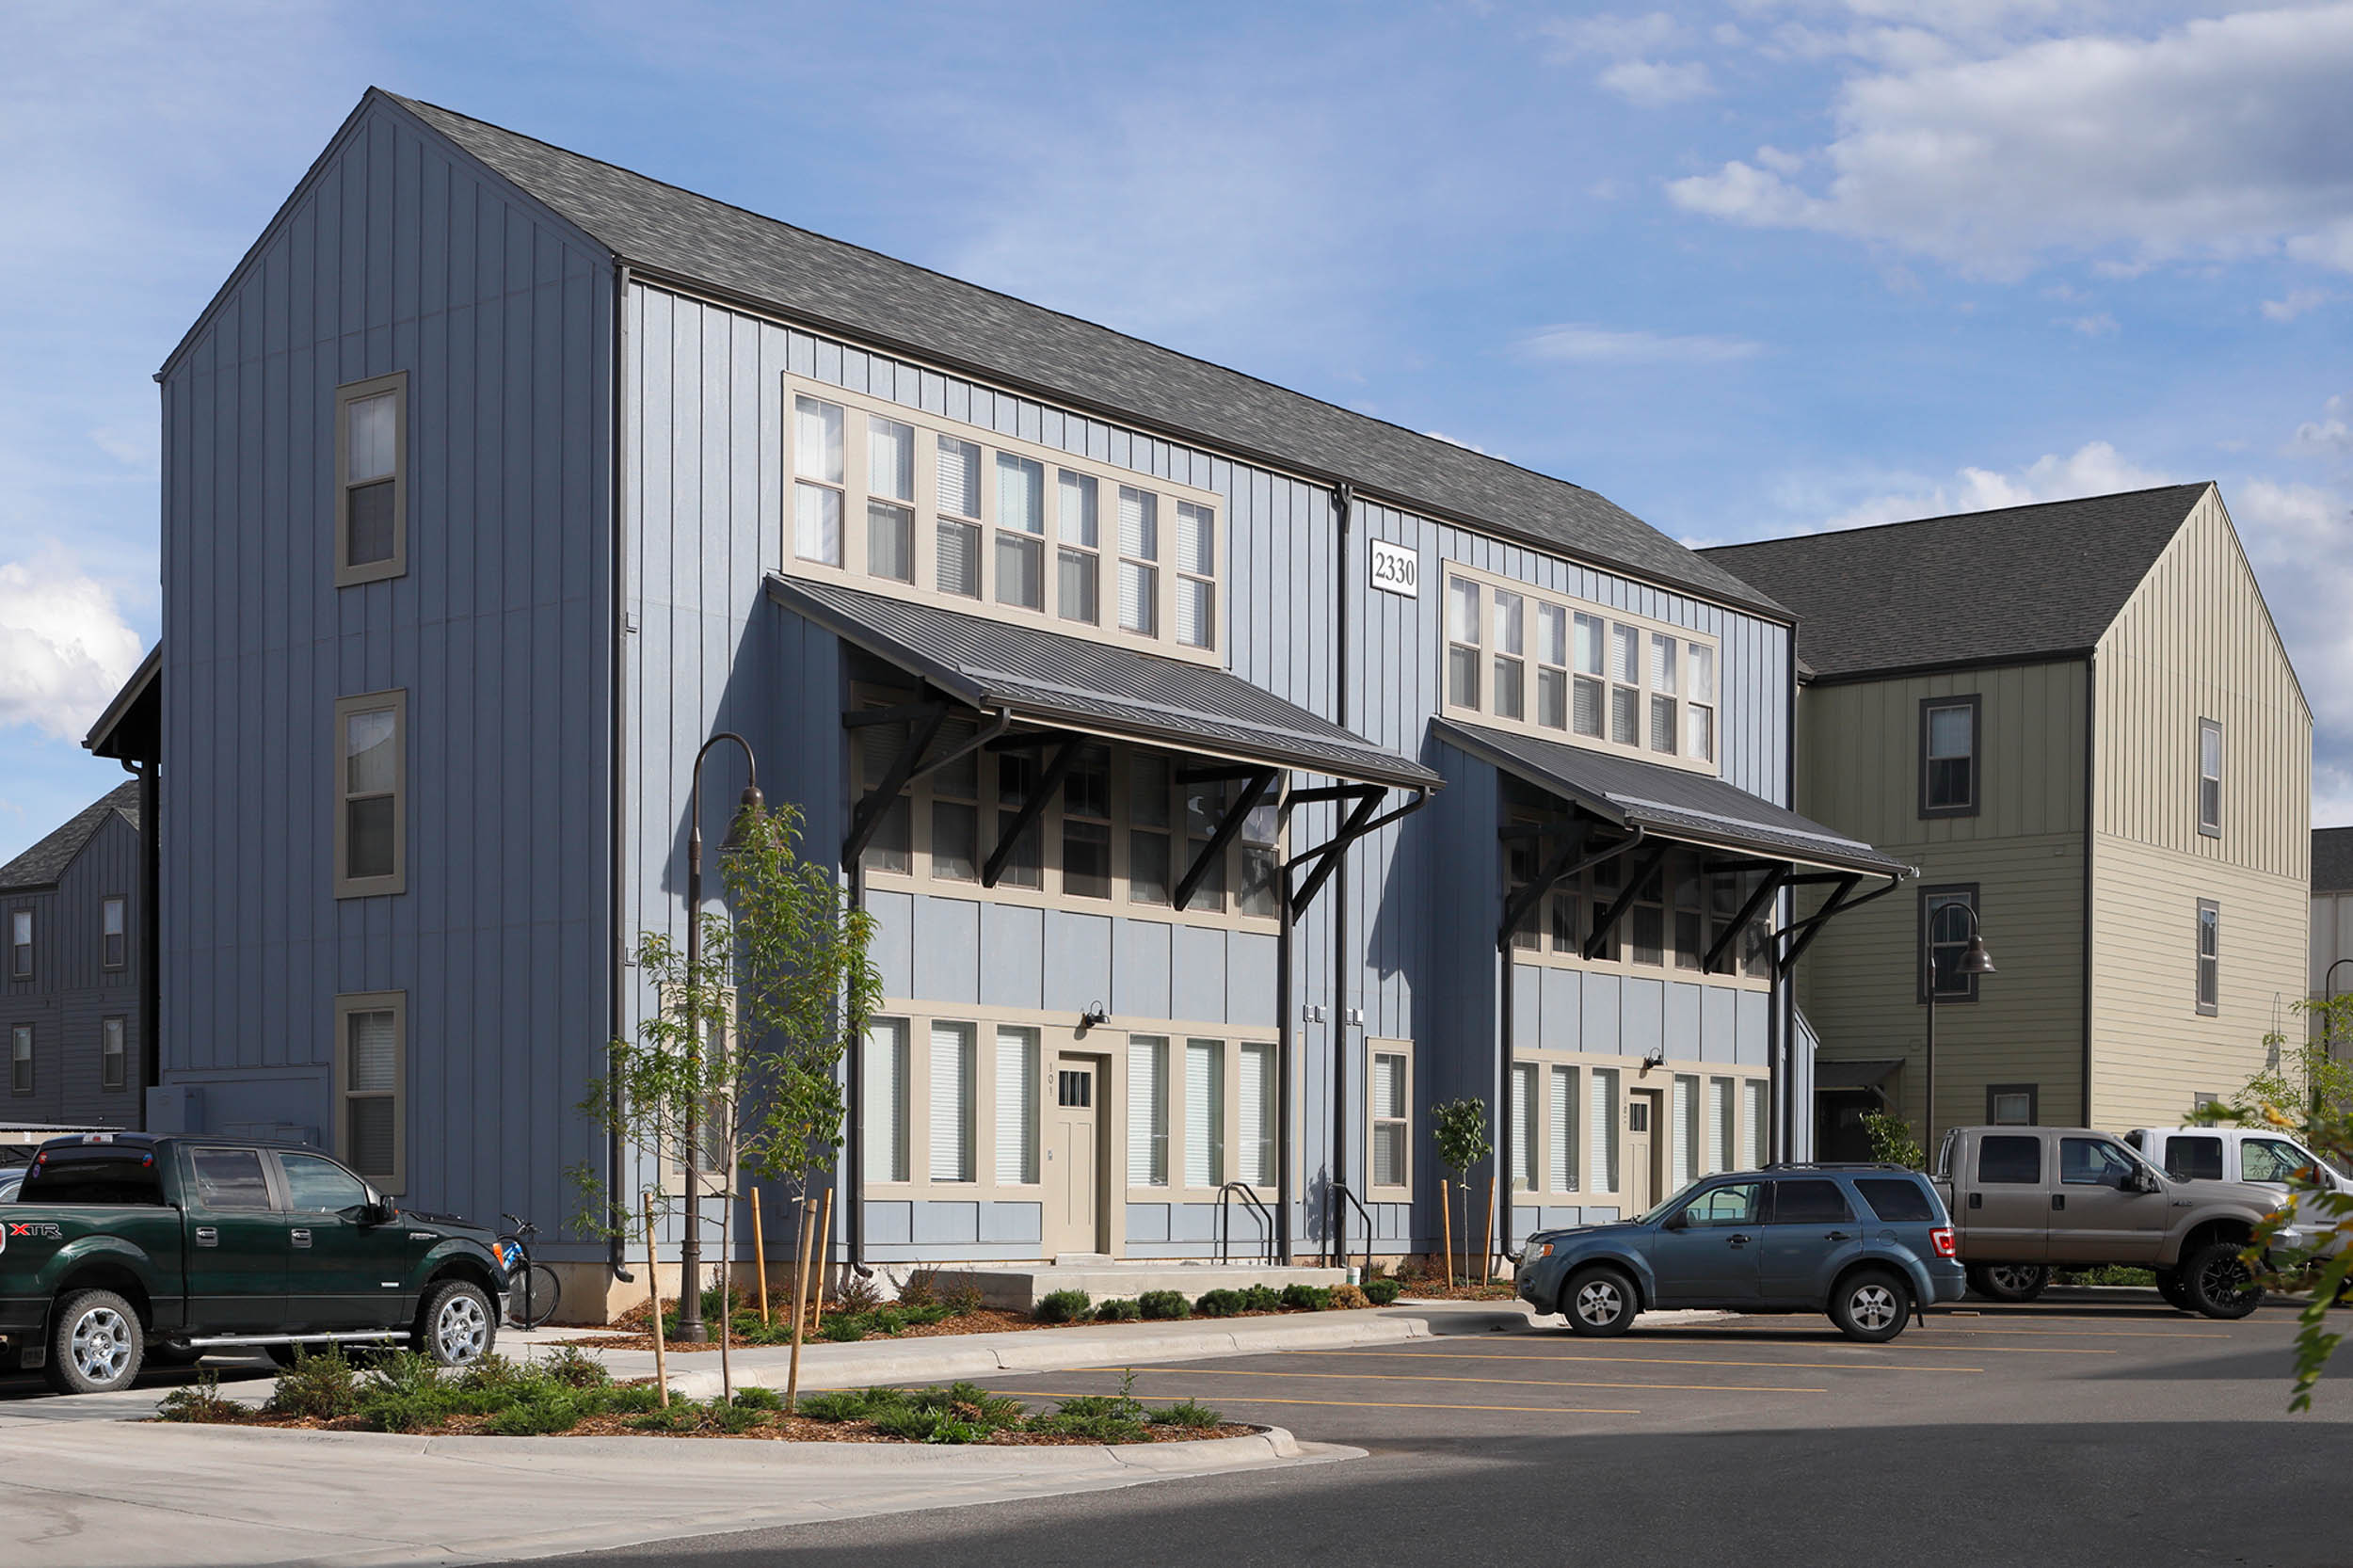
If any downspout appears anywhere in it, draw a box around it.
[1776,621,1800,1161]
[1277,868,1295,1265]
[135,760,159,1104]
[847,859,866,1271]
[1330,483,1352,1269]
[606,262,635,1285]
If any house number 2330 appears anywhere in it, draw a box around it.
[1369,538,1419,598]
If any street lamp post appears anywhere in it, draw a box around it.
[1923,903,1996,1152]
[676,732,762,1346]
[2319,957,2353,1111]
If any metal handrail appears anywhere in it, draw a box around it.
[1215,1182,1274,1264]
[1329,1182,1376,1283]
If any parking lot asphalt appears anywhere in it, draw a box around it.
[546,1293,2349,1568]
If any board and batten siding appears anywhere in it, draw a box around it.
[2313,891,2353,1000]
[2089,487,2311,1132]
[1,811,144,1128]
[1792,661,2089,1131]
[157,97,616,1243]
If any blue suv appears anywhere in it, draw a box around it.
[1514,1165,1968,1342]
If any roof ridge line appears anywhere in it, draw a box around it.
[1702,481,2211,553]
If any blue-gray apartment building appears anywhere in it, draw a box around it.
[89,90,1901,1316]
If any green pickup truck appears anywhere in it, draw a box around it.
[1,1132,507,1394]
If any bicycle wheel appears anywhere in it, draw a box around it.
[506,1261,561,1329]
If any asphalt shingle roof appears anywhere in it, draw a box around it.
[0,782,140,892]
[769,576,1444,791]
[1698,485,2209,680]
[2316,827,2353,893]
[380,92,1781,621]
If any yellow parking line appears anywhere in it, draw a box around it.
[991,1389,1641,1416]
[1282,1349,1985,1373]
[1936,1327,2226,1340]
[1068,1365,1825,1395]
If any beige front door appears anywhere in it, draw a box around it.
[1046,1054,1107,1256]
[1626,1090,1662,1215]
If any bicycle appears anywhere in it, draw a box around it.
[494,1214,562,1330]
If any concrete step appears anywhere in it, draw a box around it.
[961,1263,1349,1312]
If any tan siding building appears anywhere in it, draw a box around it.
[1707,484,2311,1149]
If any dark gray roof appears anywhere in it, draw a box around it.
[1431,716,1906,877]
[376,91,1781,622]
[1699,485,2209,680]
[2316,827,2353,893]
[769,576,1443,791]
[0,782,140,892]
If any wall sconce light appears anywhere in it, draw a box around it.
[1080,1001,1110,1030]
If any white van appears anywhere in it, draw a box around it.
[2126,1127,2348,1257]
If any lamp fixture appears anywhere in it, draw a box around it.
[1080,1001,1110,1030]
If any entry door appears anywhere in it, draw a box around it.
[1625,1091,1661,1215]
[1047,1056,1107,1256]
[181,1145,287,1333]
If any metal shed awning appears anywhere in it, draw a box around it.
[1430,716,1907,878]
[769,574,1442,791]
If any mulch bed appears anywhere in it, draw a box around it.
[160,1407,1253,1444]
[1387,1282,1518,1302]
[567,1296,1414,1352]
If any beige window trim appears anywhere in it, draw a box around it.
[1440,561,1723,776]
[101,894,127,971]
[332,990,406,1194]
[1367,1039,1413,1199]
[9,1022,30,1096]
[333,690,408,899]
[334,371,408,588]
[101,1016,127,1092]
[780,374,1225,666]
[1508,1049,1769,1204]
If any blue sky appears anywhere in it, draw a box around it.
[3,0,2349,861]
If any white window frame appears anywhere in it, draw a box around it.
[2198,718,2223,839]
[333,990,406,1194]
[1128,1033,1170,1188]
[865,1016,911,1184]
[9,1022,30,1096]
[101,895,127,971]
[334,371,408,587]
[333,690,407,899]
[101,1016,127,1092]
[1368,1041,1412,1196]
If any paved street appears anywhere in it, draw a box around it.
[543,1294,2348,1568]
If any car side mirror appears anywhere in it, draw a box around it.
[2133,1170,2161,1195]
[1661,1209,1687,1231]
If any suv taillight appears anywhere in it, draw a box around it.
[1930,1226,1957,1258]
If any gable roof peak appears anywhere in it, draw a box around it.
[0,781,142,893]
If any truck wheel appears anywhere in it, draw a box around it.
[416,1278,497,1367]
[43,1288,147,1395]
[1561,1266,1638,1337]
[2153,1267,2191,1312]
[1830,1270,1910,1343]
[1966,1263,2048,1303]
[2182,1242,2263,1320]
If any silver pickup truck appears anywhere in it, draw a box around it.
[1932,1125,2278,1318]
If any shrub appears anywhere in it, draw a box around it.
[938,1272,986,1316]
[708,1394,773,1434]
[795,1389,873,1423]
[1036,1288,1093,1323]
[728,1384,784,1411]
[834,1273,884,1315]
[607,1382,667,1414]
[1093,1297,1142,1322]
[456,1352,525,1396]
[1030,1390,1149,1443]
[1239,1284,1283,1312]
[897,1268,939,1308]
[1193,1288,1244,1318]
[1361,1278,1402,1306]
[1279,1283,1333,1312]
[265,1346,362,1421]
[870,1403,983,1443]
[626,1403,701,1433]
[537,1343,611,1388]
[1137,1289,1191,1320]
[820,1315,867,1342]
[1331,1283,1369,1310]
[485,1389,588,1436]
[156,1372,242,1424]
[1149,1399,1225,1429]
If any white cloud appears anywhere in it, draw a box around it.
[1517,323,1765,364]
[0,545,144,741]
[1540,11,1689,58]
[1597,58,1716,104]
[1670,6,2353,277]
[2063,312,2120,336]
[1819,440,2172,529]
[2230,474,2353,819]
[2263,287,2334,321]
[2293,395,2351,453]
[1424,430,1512,461]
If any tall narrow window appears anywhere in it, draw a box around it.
[1742,1079,1768,1168]
[1920,887,1981,1002]
[792,395,846,568]
[1572,613,1606,738]
[993,750,1044,890]
[1511,1062,1540,1191]
[1057,471,1100,624]
[335,372,406,585]
[865,1018,910,1183]
[1536,603,1569,730]
[1671,1075,1698,1190]
[936,436,983,598]
[995,1026,1040,1184]
[1117,487,1159,634]
[1182,776,1227,913]
[1129,1035,1169,1186]
[1446,577,1482,709]
[1708,1079,1734,1175]
[334,992,404,1192]
[2196,901,2220,1016]
[333,691,406,898]
[1236,792,1281,919]
[1548,1065,1578,1192]
[2198,719,2223,838]
[1609,623,1641,746]
[1492,589,1527,721]
[856,712,913,876]
[1371,1048,1410,1191]
[1240,1042,1277,1188]
[1063,745,1113,899]
[9,909,29,979]
[866,414,915,582]
[994,453,1046,610]
[1648,633,1679,755]
[9,1023,30,1096]
[1589,1067,1620,1193]
[930,716,980,882]
[1629,866,1665,967]
[1176,502,1217,648]
[1184,1038,1225,1187]
[101,896,126,970]
[1672,857,1703,972]
[929,1021,976,1183]
[1128,752,1173,906]
[1685,644,1716,763]
[1921,696,1980,817]
[101,1016,127,1091]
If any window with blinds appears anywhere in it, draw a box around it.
[929,1022,975,1183]
[1239,1042,1276,1188]
[1709,1078,1735,1175]
[1743,1078,1767,1168]
[336,992,404,1192]
[1589,1067,1619,1192]
[1672,1076,1698,1191]
[1370,1048,1409,1191]
[1129,1036,1168,1186]
[1548,1065,1578,1192]
[865,1018,910,1183]
[995,1026,1039,1184]
[1185,1038,1225,1188]
[1511,1062,1539,1191]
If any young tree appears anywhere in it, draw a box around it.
[577,800,881,1401]
[1432,1097,1493,1287]
[1861,1112,1927,1171]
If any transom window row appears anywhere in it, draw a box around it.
[1505,832,1777,982]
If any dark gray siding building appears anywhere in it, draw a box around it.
[136,89,1898,1315]
[1,783,145,1129]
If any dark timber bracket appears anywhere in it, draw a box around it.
[1582,840,1671,962]
[840,701,948,867]
[1705,865,1789,976]
[1771,870,1906,979]
[1285,784,1385,916]
[1176,766,1276,912]
[983,736,1081,888]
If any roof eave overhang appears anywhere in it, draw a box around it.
[83,646,162,762]
[1799,648,2095,689]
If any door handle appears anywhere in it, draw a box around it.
[1726,1234,1752,1246]
[2051,1195,2066,1211]
[194,1226,217,1247]
[1969,1192,1983,1209]
[1825,1231,1852,1242]
[291,1228,312,1248]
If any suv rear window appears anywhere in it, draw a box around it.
[1771,1178,1853,1224]
[1978,1135,2042,1184]
[17,1147,167,1206]
[1855,1177,1938,1222]
[2161,1135,2223,1182]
